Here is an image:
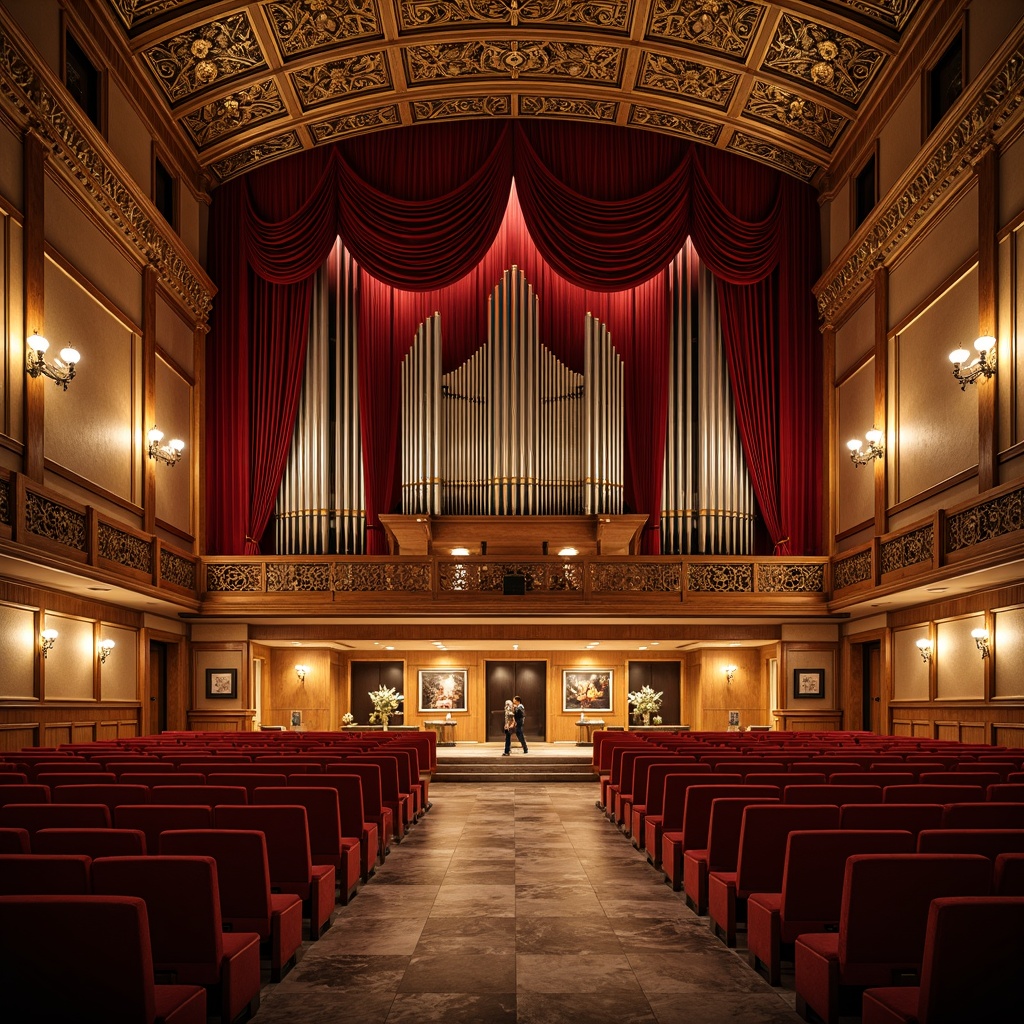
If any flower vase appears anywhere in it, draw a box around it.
[382,718,389,731]
[642,712,651,726]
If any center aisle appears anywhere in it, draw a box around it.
[251,782,803,1023]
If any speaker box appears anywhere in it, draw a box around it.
[502,574,526,595]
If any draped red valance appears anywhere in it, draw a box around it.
[206,121,821,557]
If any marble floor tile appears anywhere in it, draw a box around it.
[515,915,624,955]
[415,915,517,955]
[398,953,517,993]
[385,992,517,1023]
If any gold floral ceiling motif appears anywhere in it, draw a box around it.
[96,0,934,183]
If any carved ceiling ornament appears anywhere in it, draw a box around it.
[830,0,920,32]
[309,104,403,141]
[405,39,622,84]
[743,80,847,149]
[107,0,193,33]
[142,13,268,104]
[637,51,738,108]
[180,79,287,148]
[762,13,885,104]
[727,130,817,180]
[263,0,382,57]
[411,95,512,120]
[398,0,631,31]
[291,53,391,107]
[628,104,721,142]
[518,95,617,119]
[209,129,304,181]
[647,0,765,61]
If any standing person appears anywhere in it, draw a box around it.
[504,695,528,755]
[501,699,515,755]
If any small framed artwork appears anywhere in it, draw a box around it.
[418,669,468,712]
[728,710,740,727]
[205,668,237,699]
[793,668,825,699]
[290,710,303,729]
[563,669,613,713]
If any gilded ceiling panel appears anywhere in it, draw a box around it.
[309,105,403,141]
[828,0,920,32]
[141,13,269,104]
[518,95,617,120]
[404,40,623,84]
[107,0,195,33]
[727,130,817,180]
[635,51,738,109]
[761,13,885,105]
[179,79,288,148]
[290,52,393,108]
[411,96,514,121]
[209,130,304,181]
[742,81,848,150]
[628,105,721,142]
[396,0,633,33]
[646,0,766,62]
[262,0,383,58]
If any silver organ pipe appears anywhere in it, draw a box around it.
[400,267,624,517]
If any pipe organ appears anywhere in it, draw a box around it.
[401,267,623,517]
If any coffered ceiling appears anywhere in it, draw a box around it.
[96,0,927,186]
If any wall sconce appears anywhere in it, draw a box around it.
[295,664,309,682]
[971,628,990,659]
[724,664,737,684]
[40,628,58,658]
[949,336,996,389]
[98,639,115,664]
[847,428,884,466]
[558,547,578,557]
[26,333,80,390]
[450,547,470,557]
[147,427,185,467]
[915,638,933,663]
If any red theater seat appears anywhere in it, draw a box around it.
[0,827,29,852]
[114,804,214,853]
[994,852,1024,895]
[784,784,882,806]
[0,783,51,805]
[840,802,944,835]
[940,802,1024,829]
[0,802,111,833]
[33,827,147,857]
[150,786,248,807]
[916,828,1024,858]
[0,894,206,1023]
[0,853,91,894]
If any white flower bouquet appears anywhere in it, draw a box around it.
[341,712,354,726]
[368,685,404,726]
[627,685,663,725]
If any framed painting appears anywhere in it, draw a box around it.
[418,668,468,712]
[563,669,613,712]
[205,668,237,699]
[793,668,825,699]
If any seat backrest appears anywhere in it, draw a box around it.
[841,802,944,834]
[645,763,713,816]
[662,773,743,830]
[34,827,147,857]
[205,773,288,795]
[36,773,118,788]
[0,853,91,894]
[0,802,111,833]
[916,896,1024,1023]
[344,758,402,804]
[784,784,883,806]
[149,785,248,807]
[788,762,863,778]
[0,894,161,1022]
[113,804,213,853]
[680,785,780,852]
[329,762,385,817]
[919,771,1003,789]
[838,853,992,968]
[52,784,150,811]
[830,772,914,788]
[734,804,841,894]
[994,852,1024,895]
[119,773,205,787]
[780,829,915,923]
[255,786,343,859]
[707,761,785,778]
[917,828,1024,858]
[884,784,986,804]
[158,829,272,931]
[705,796,781,873]
[296,774,367,837]
[746,773,826,789]
[941,802,1024,829]
[214,804,313,885]
[630,756,694,808]
[0,827,30,852]
[0,783,52,806]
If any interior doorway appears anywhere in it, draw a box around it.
[861,640,882,733]
[350,661,405,727]
[485,661,546,742]
[147,641,168,736]
[627,661,682,726]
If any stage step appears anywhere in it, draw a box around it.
[433,753,595,784]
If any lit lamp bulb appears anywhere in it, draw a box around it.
[970,628,991,658]
[26,333,80,389]
[98,638,115,664]
[915,638,932,662]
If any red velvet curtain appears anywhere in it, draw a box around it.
[205,121,821,557]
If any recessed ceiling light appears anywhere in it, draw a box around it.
[385,645,395,651]
[650,642,659,646]
[638,646,647,651]
[512,644,519,650]
[728,643,741,648]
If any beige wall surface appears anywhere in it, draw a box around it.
[892,628,930,701]
[936,616,986,700]
[995,607,1024,699]
[837,360,876,534]
[107,82,151,198]
[879,80,922,200]
[968,0,1024,77]
[156,292,196,375]
[1,211,25,446]
[154,355,193,536]
[0,119,23,210]
[0,604,38,700]
[835,291,874,380]
[828,180,851,265]
[99,625,139,703]
[42,614,94,701]
[1001,130,1024,224]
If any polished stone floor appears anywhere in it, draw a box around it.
[250,776,804,1024]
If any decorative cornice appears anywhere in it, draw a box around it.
[628,103,721,141]
[518,95,617,120]
[0,16,214,323]
[411,95,511,121]
[397,0,633,31]
[815,46,1024,328]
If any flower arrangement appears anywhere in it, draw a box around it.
[368,685,404,727]
[341,712,354,726]
[627,685,663,725]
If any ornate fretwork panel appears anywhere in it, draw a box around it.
[627,105,721,141]
[209,131,304,181]
[290,53,392,108]
[141,13,268,104]
[98,524,153,574]
[25,494,87,551]
[832,549,872,590]
[589,562,680,593]
[761,14,886,104]
[310,105,402,140]
[756,563,824,593]
[267,563,333,591]
[0,477,10,526]
[263,0,383,58]
[206,563,265,592]
[180,80,287,148]
[727,131,817,180]
[411,96,512,121]
[332,562,433,591]
[686,563,753,592]
[946,487,1024,553]
[161,550,197,591]
[518,95,617,120]
[742,81,847,149]
[880,525,933,574]
[396,0,633,33]
[636,51,738,108]
[404,40,623,85]
[647,0,765,61]
[830,0,920,32]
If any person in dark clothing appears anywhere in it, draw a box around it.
[504,695,528,755]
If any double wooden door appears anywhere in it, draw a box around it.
[485,661,546,742]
